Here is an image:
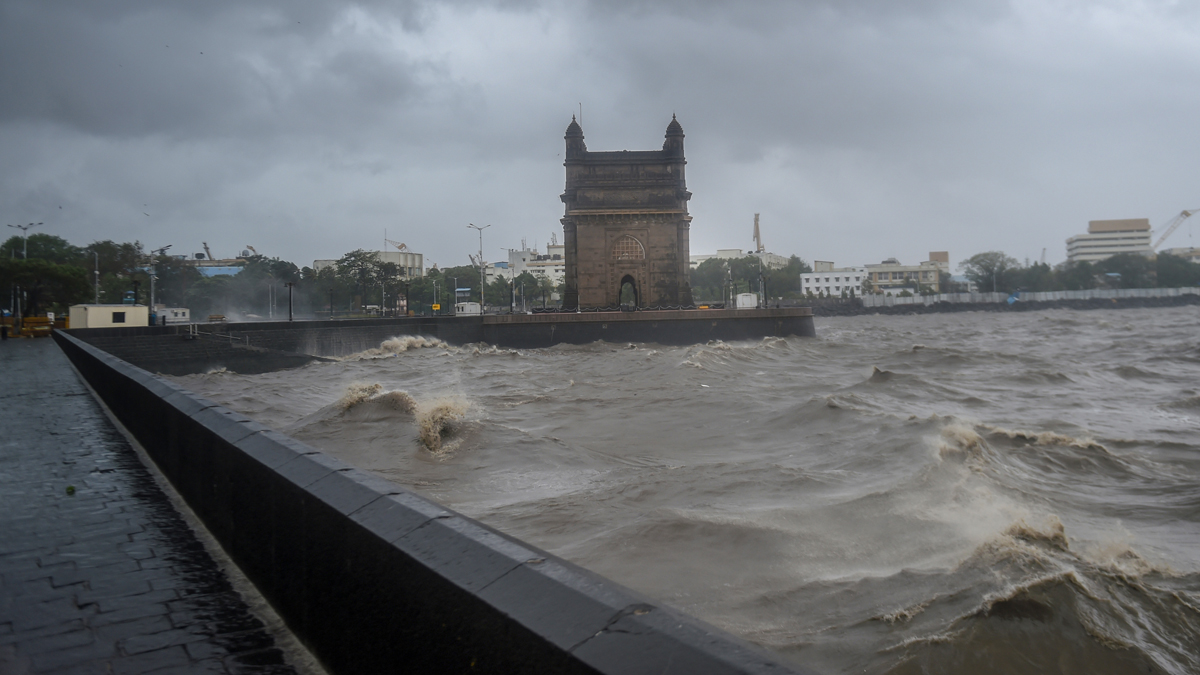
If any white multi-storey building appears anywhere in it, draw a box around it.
[1066,219,1153,262]
[506,244,566,284]
[801,262,866,297]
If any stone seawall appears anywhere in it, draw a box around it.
[66,309,815,373]
[52,330,816,675]
[804,293,1200,317]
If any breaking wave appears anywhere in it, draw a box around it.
[341,335,448,360]
[417,399,467,454]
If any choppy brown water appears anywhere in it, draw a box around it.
[171,308,1200,674]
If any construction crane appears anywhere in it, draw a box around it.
[753,213,765,253]
[202,242,214,260]
[246,245,258,256]
[385,239,408,252]
[1153,209,1198,250]
[1040,248,1047,265]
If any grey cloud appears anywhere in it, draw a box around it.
[2,0,1198,269]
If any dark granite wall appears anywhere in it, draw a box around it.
[52,331,815,675]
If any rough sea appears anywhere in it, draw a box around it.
[170,306,1200,674]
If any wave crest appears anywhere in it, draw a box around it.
[418,399,468,453]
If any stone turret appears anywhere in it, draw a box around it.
[565,115,587,159]
[662,114,684,156]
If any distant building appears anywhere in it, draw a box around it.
[195,266,244,278]
[1160,246,1200,263]
[690,248,788,270]
[751,251,790,269]
[863,252,951,294]
[506,243,566,284]
[313,250,424,277]
[801,262,866,297]
[1066,219,1152,262]
[690,249,749,269]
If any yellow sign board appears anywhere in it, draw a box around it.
[431,304,441,311]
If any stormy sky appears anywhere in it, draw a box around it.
[3,0,1198,271]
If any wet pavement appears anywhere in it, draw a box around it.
[0,338,300,674]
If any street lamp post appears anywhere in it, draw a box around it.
[467,223,490,307]
[148,245,171,322]
[7,223,43,258]
[285,282,295,321]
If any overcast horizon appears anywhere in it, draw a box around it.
[3,0,1198,271]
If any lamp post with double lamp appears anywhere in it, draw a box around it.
[467,223,490,307]
[6,223,41,332]
[148,244,171,325]
[7,222,43,259]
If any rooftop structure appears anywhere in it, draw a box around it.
[690,249,748,268]
[1066,218,1152,262]
[1161,246,1200,263]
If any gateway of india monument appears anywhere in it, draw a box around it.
[560,115,695,310]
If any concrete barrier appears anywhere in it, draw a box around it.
[52,330,814,675]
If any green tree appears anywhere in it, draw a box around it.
[1,233,83,264]
[1096,253,1155,288]
[1009,262,1057,292]
[1056,260,1095,290]
[0,258,91,316]
[184,276,235,319]
[1156,253,1200,288]
[959,252,1020,293]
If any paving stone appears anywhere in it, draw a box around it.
[0,340,298,674]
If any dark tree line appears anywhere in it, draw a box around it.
[689,255,813,303]
[9,231,1195,320]
[958,251,1200,294]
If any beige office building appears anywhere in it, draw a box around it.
[863,252,950,294]
[1066,219,1152,262]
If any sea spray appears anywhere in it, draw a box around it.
[341,335,448,360]
[336,383,416,413]
[417,399,467,453]
[338,383,383,408]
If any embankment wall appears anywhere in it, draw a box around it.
[52,330,813,675]
[67,309,814,373]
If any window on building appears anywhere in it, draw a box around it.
[112,312,126,324]
[612,235,646,260]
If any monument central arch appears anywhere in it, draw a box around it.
[560,116,695,309]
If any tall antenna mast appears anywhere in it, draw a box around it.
[753,213,765,253]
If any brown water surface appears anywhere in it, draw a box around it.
[171,308,1200,675]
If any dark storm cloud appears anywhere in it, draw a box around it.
[0,0,438,140]
[2,0,1198,268]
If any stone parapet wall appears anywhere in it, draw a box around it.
[52,330,815,675]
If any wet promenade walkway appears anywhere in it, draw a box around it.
[0,339,300,674]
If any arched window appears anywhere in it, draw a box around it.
[612,235,646,260]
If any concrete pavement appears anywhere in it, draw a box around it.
[0,338,300,674]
